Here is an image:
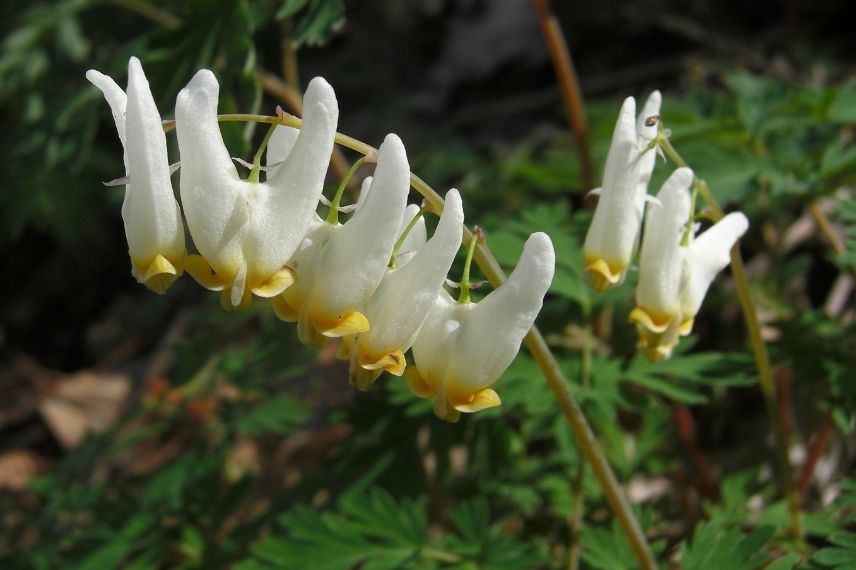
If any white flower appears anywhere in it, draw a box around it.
[175,71,338,309]
[679,212,749,333]
[405,232,555,422]
[342,189,465,391]
[272,134,410,345]
[630,167,749,360]
[86,57,186,294]
[583,91,661,291]
[630,167,692,361]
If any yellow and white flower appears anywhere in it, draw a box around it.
[678,212,749,335]
[175,71,338,309]
[630,167,749,360]
[629,167,693,361]
[86,57,186,294]
[272,134,410,344]
[583,91,661,291]
[405,232,555,422]
[344,189,465,391]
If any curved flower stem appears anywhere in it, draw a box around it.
[162,112,657,569]
[658,135,804,542]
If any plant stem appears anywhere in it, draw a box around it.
[568,323,592,570]
[162,112,657,569]
[529,0,595,193]
[658,134,804,542]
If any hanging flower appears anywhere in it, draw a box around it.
[629,167,692,361]
[272,134,410,345]
[342,189,465,391]
[405,232,555,422]
[679,212,749,335]
[175,70,339,310]
[630,167,749,360]
[583,91,661,291]
[86,57,186,294]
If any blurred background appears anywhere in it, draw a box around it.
[1,0,855,568]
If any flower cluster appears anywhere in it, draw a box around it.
[583,94,749,361]
[88,58,555,421]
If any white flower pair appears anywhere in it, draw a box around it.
[583,94,748,360]
[87,57,556,421]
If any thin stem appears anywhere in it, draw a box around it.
[457,229,482,304]
[326,157,366,224]
[809,201,847,256]
[529,0,595,193]
[248,123,277,183]
[162,113,656,569]
[658,132,803,541]
[568,323,592,570]
[390,206,428,268]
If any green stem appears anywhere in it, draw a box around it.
[326,157,366,224]
[390,206,427,268]
[457,228,482,304]
[248,123,278,183]
[658,131,803,542]
[162,112,657,570]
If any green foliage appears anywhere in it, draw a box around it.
[276,0,345,47]
[680,522,780,569]
[238,490,545,570]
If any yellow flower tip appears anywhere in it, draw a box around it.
[184,254,227,291]
[336,336,354,361]
[404,367,435,399]
[251,267,296,298]
[679,315,695,337]
[433,399,461,423]
[314,311,370,338]
[349,367,382,392]
[271,295,299,322]
[135,254,182,295]
[636,328,678,362]
[359,349,407,376]
[220,287,253,312]
[453,388,502,413]
[628,306,675,333]
[584,256,625,292]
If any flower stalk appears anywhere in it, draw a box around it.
[656,127,804,542]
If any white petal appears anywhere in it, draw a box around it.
[121,57,185,265]
[86,69,128,152]
[636,167,692,314]
[448,232,555,393]
[359,189,464,353]
[394,202,428,266]
[249,77,339,279]
[310,133,409,316]
[634,90,661,210]
[265,124,300,179]
[410,290,458,387]
[583,97,644,276]
[680,212,748,317]
[176,69,247,277]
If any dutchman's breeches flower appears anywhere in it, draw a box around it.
[273,134,410,345]
[583,92,661,291]
[630,167,749,361]
[405,232,555,422]
[175,71,339,310]
[630,167,693,361]
[343,189,465,391]
[679,212,749,334]
[86,57,186,294]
